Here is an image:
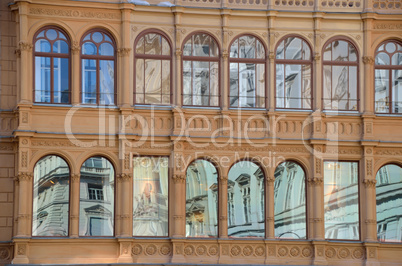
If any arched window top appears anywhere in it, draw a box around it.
[375,40,402,66]
[135,32,171,56]
[323,39,358,62]
[183,33,219,58]
[230,35,265,59]
[34,27,69,54]
[81,30,115,56]
[276,36,311,61]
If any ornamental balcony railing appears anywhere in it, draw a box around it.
[77,0,402,13]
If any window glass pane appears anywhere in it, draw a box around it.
[46,29,57,40]
[37,30,45,38]
[193,34,210,57]
[302,41,311,60]
[391,53,402,66]
[53,58,70,103]
[210,37,219,57]
[192,61,209,106]
[323,43,332,61]
[99,43,114,56]
[186,160,218,237]
[183,60,192,105]
[386,42,397,54]
[323,65,332,109]
[349,44,357,61]
[144,33,161,55]
[276,64,285,108]
[35,39,51,53]
[376,164,402,242]
[82,59,97,104]
[99,60,115,105]
[228,161,264,238]
[210,61,219,106]
[230,39,239,58]
[135,59,145,103]
[256,40,265,59]
[83,42,97,55]
[144,59,161,104]
[392,69,402,113]
[133,157,169,236]
[104,35,112,43]
[230,63,239,107]
[332,66,349,110]
[375,69,389,113]
[161,60,170,102]
[302,64,312,109]
[92,32,103,43]
[285,37,302,60]
[239,36,255,59]
[33,155,69,236]
[349,66,357,110]
[239,63,256,107]
[324,161,359,240]
[136,37,144,54]
[79,157,114,236]
[285,64,302,108]
[276,40,285,59]
[274,161,306,239]
[183,39,192,56]
[376,52,390,65]
[332,40,349,61]
[53,40,69,54]
[162,37,170,56]
[35,57,51,103]
[256,63,265,108]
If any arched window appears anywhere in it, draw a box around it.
[134,31,172,105]
[186,159,218,237]
[79,157,115,236]
[133,156,169,236]
[34,27,70,104]
[228,161,264,237]
[229,35,265,108]
[276,36,312,109]
[376,164,402,242]
[323,39,359,111]
[324,161,359,240]
[274,161,306,239]
[182,33,220,107]
[375,40,402,113]
[81,30,116,105]
[33,155,70,236]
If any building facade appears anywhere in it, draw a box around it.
[0,0,402,265]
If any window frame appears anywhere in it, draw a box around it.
[181,32,221,108]
[228,34,267,109]
[33,26,71,104]
[374,40,402,114]
[134,30,173,106]
[80,29,117,106]
[275,35,313,110]
[322,37,360,111]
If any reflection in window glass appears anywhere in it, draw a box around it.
[323,40,358,111]
[324,161,359,240]
[79,157,114,236]
[274,161,306,239]
[33,155,70,236]
[186,160,218,237]
[375,41,402,114]
[376,164,402,242]
[276,37,312,109]
[228,161,264,237]
[133,157,169,236]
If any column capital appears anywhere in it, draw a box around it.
[363,178,377,188]
[308,177,323,186]
[15,172,33,183]
[172,174,185,184]
[363,56,375,65]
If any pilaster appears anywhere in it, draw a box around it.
[362,146,377,242]
[70,173,80,238]
[218,175,228,238]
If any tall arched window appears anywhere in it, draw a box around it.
[182,33,220,107]
[229,35,265,108]
[276,36,312,109]
[376,164,402,242]
[375,40,402,113]
[33,155,70,236]
[323,39,359,111]
[274,161,306,239]
[81,30,116,105]
[79,157,115,236]
[134,31,172,105]
[133,156,169,236]
[34,27,70,104]
[186,159,218,237]
[228,161,264,237]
